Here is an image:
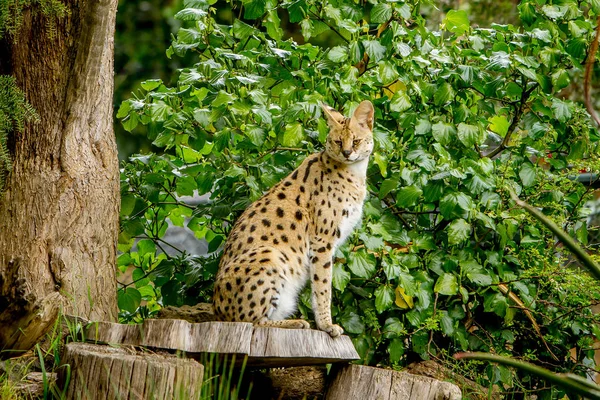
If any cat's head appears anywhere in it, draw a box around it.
[321,100,374,164]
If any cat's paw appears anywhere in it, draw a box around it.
[321,324,344,338]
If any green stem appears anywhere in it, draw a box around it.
[509,190,600,281]
[455,352,600,399]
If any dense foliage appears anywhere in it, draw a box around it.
[0,0,69,40]
[118,0,600,396]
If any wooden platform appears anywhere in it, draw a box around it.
[82,319,359,367]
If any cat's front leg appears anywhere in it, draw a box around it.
[309,240,343,338]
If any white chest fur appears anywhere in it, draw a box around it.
[338,201,364,245]
[337,158,368,245]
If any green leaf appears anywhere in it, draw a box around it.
[137,239,156,257]
[484,292,508,317]
[519,162,536,187]
[348,249,377,278]
[375,286,395,313]
[541,4,567,19]
[396,185,422,208]
[371,3,392,24]
[373,152,388,177]
[552,69,570,91]
[122,112,139,132]
[333,263,351,292]
[141,79,162,91]
[174,8,207,20]
[488,115,510,136]
[282,123,304,146]
[243,0,266,19]
[379,178,399,199]
[434,273,458,296]
[457,123,484,147]
[462,260,493,286]
[265,10,283,40]
[447,218,471,245]
[415,119,431,136]
[390,91,412,113]
[434,83,453,106]
[362,40,386,62]
[440,311,455,335]
[440,192,472,219]
[233,19,255,39]
[328,46,348,63]
[339,310,365,334]
[118,287,142,313]
[444,10,470,35]
[383,317,404,339]
[551,99,572,122]
[176,175,197,196]
[388,338,405,363]
[431,122,455,145]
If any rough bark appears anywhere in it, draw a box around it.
[0,0,119,354]
[58,343,204,400]
[326,364,462,400]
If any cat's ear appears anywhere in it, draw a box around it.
[351,100,374,130]
[321,103,344,128]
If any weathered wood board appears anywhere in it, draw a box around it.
[58,342,204,400]
[326,364,462,400]
[82,318,359,367]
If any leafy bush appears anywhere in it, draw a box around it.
[118,0,600,395]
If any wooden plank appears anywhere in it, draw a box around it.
[140,319,191,350]
[326,365,462,400]
[249,327,359,367]
[141,319,254,355]
[58,342,204,400]
[189,321,254,354]
[78,315,358,367]
[85,320,141,344]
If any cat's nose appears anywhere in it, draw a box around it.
[342,150,352,158]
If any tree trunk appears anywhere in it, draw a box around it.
[0,0,119,353]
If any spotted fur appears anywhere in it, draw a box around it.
[213,100,375,338]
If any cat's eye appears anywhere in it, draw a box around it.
[353,139,362,146]
[335,140,342,147]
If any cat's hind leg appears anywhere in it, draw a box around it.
[255,317,310,329]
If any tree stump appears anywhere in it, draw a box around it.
[326,364,462,400]
[58,342,204,400]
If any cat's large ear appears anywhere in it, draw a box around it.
[321,103,344,129]
[351,100,374,130]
